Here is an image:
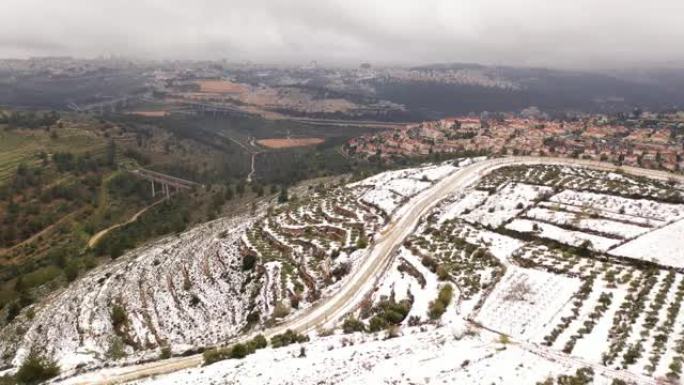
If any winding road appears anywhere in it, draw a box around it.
[57,156,684,385]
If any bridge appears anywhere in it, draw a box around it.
[129,168,201,198]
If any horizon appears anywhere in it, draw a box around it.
[2,0,684,71]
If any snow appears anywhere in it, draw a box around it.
[610,219,684,267]
[353,161,463,216]
[550,190,684,223]
[127,325,620,385]
[525,206,650,239]
[436,190,489,224]
[475,268,581,341]
[506,218,620,252]
[462,183,553,227]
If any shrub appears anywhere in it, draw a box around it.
[110,304,127,327]
[272,301,291,319]
[159,345,172,359]
[249,334,268,350]
[106,336,127,360]
[203,348,230,365]
[368,315,389,332]
[242,254,257,271]
[427,300,446,320]
[436,265,449,281]
[15,351,59,385]
[428,284,453,320]
[229,343,248,359]
[270,329,309,348]
[342,317,366,334]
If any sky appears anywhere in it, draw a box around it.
[1,0,683,69]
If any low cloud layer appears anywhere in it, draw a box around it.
[1,0,683,69]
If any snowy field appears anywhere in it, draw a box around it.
[505,218,620,251]
[462,183,553,227]
[610,219,684,268]
[549,190,684,223]
[475,268,581,341]
[351,161,461,216]
[129,325,623,385]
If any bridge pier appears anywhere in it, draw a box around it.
[151,181,156,198]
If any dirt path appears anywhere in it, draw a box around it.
[87,199,166,249]
[0,209,84,260]
[56,156,684,385]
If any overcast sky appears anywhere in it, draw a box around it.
[1,0,683,69]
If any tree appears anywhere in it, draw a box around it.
[15,350,59,385]
[229,343,248,359]
[111,304,127,327]
[278,186,289,203]
[106,140,117,167]
[342,317,366,333]
[64,260,79,282]
[236,183,245,196]
[224,185,235,201]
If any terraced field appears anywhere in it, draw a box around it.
[5,157,684,385]
[0,126,105,183]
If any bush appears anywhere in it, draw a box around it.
[110,304,127,327]
[203,348,230,365]
[272,301,291,319]
[159,345,172,359]
[242,254,257,271]
[368,315,389,332]
[106,336,127,360]
[342,317,366,334]
[15,351,59,385]
[270,329,309,348]
[428,284,453,320]
[229,343,248,359]
[249,334,268,350]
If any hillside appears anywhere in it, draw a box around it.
[1,157,684,385]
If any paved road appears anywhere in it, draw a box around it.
[57,156,684,385]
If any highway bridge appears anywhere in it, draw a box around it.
[129,168,201,198]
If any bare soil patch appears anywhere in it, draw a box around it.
[257,138,325,149]
[197,80,248,94]
[129,111,168,117]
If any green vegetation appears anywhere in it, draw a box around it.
[342,316,366,334]
[12,350,59,385]
[428,284,453,320]
[202,334,269,365]
[535,367,593,385]
[368,298,412,332]
[270,329,310,348]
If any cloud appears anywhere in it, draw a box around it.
[1,0,683,69]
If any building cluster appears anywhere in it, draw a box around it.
[347,113,684,172]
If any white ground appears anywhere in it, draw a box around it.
[506,218,620,251]
[475,267,581,341]
[128,325,619,385]
[610,219,684,268]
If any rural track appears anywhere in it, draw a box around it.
[55,156,684,385]
[87,198,167,249]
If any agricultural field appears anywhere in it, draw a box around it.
[0,160,468,373]
[256,138,325,149]
[339,161,684,384]
[4,158,684,385]
[423,163,684,381]
[0,124,105,183]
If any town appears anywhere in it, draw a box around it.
[347,111,684,172]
